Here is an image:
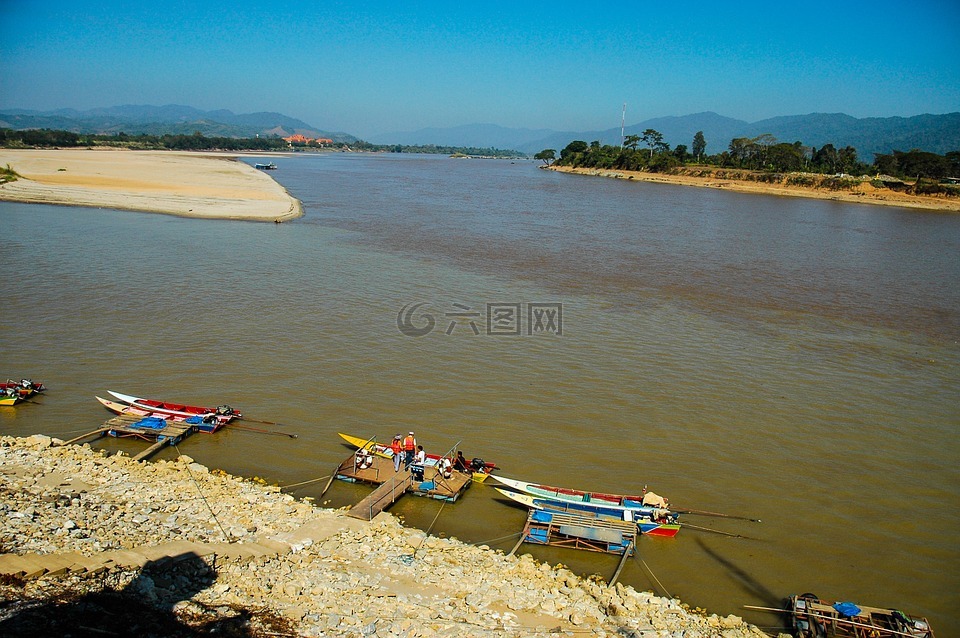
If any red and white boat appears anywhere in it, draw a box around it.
[107,390,241,422]
[97,396,232,433]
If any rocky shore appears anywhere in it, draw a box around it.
[0,435,778,637]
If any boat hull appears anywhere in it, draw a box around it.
[108,390,239,423]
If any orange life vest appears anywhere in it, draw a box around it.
[403,435,415,451]
[391,439,402,455]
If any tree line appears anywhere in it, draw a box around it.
[536,129,960,182]
[0,128,524,158]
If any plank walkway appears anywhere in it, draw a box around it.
[346,473,414,521]
[0,516,366,581]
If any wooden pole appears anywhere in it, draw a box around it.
[608,539,634,587]
[57,427,109,446]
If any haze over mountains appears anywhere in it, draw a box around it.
[2,105,958,161]
[371,111,960,160]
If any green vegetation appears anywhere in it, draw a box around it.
[545,130,960,186]
[0,163,20,184]
[0,128,525,158]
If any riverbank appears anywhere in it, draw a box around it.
[547,165,960,212]
[0,149,302,222]
[0,435,776,637]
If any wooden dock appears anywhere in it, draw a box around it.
[511,508,637,556]
[63,413,199,461]
[335,452,473,517]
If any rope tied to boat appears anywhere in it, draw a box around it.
[175,443,229,541]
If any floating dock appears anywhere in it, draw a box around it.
[335,452,473,518]
[62,414,200,461]
[511,508,637,556]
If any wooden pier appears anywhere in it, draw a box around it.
[335,452,473,518]
[63,413,199,461]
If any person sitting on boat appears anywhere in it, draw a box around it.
[453,451,469,473]
[391,434,403,472]
[403,432,416,468]
[438,456,453,479]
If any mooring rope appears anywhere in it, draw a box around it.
[175,443,229,541]
[279,474,332,490]
[635,554,672,599]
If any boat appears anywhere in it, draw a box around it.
[0,379,46,405]
[337,432,497,482]
[789,593,934,638]
[254,162,277,170]
[492,474,670,509]
[107,391,241,422]
[97,397,228,432]
[494,488,681,537]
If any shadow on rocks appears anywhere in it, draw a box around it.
[0,553,294,638]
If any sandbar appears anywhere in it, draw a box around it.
[0,149,302,221]
[549,165,960,212]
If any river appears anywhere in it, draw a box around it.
[2,153,957,635]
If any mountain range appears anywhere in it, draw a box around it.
[2,105,957,160]
[0,105,358,143]
[370,111,960,160]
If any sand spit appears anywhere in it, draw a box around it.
[0,149,302,222]
[0,435,777,637]
[548,165,960,212]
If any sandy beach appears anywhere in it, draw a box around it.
[549,165,960,212]
[0,149,302,222]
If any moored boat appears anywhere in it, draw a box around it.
[492,474,670,509]
[96,396,229,432]
[337,432,497,482]
[107,390,241,422]
[254,162,277,170]
[494,487,681,537]
[0,379,46,405]
[789,593,934,638]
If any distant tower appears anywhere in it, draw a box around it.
[620,103,626,148]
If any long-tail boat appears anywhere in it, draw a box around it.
[107,390,241,422]
[96,397,230,433]
[0,379,46,405]
[789,593,934,638]
[494,487,681,537]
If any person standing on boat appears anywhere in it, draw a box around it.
[403,431,416,469]
[412,445,426,481]
[391,434,403,472]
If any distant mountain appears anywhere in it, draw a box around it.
[377,112,960,161]
[0,105,358,143]
[367,123,555,150]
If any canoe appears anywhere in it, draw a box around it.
[337,432,497,483]
[108,390,241,422]
[96,397,227,432]
[494,488,681,537]
[492,474,670,509]
[789,593,935,638]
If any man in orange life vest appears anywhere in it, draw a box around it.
[391,434,403,472]
[402,432,416,469]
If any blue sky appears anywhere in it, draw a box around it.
[2,1,958,138]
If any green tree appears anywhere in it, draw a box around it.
[623,134,640,151]
[641,129,664,158]
[534,149,556,165]
[692,131,706,163]
[673,144,688,163]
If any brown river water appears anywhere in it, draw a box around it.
[2,154,958,634]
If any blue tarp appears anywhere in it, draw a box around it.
[185,416,203,424]
[132,416,167,430]
[833,602,862,617]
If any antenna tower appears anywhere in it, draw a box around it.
[620,103,626,148]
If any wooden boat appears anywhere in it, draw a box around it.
[254,162,277,170]
[494,488,681,537]
[0,379,45,405]
[107,390,241,422]
[789,593,934,638]
[337,432,497,482]
[96,397,228,432]
[492,474,670,509]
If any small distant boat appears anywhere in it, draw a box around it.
[0,379,45,406]
[337,432,497,482]
[789,593,935,638]
[494,488,681,537]
[254,162,277,170]
[107,391,240,423]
